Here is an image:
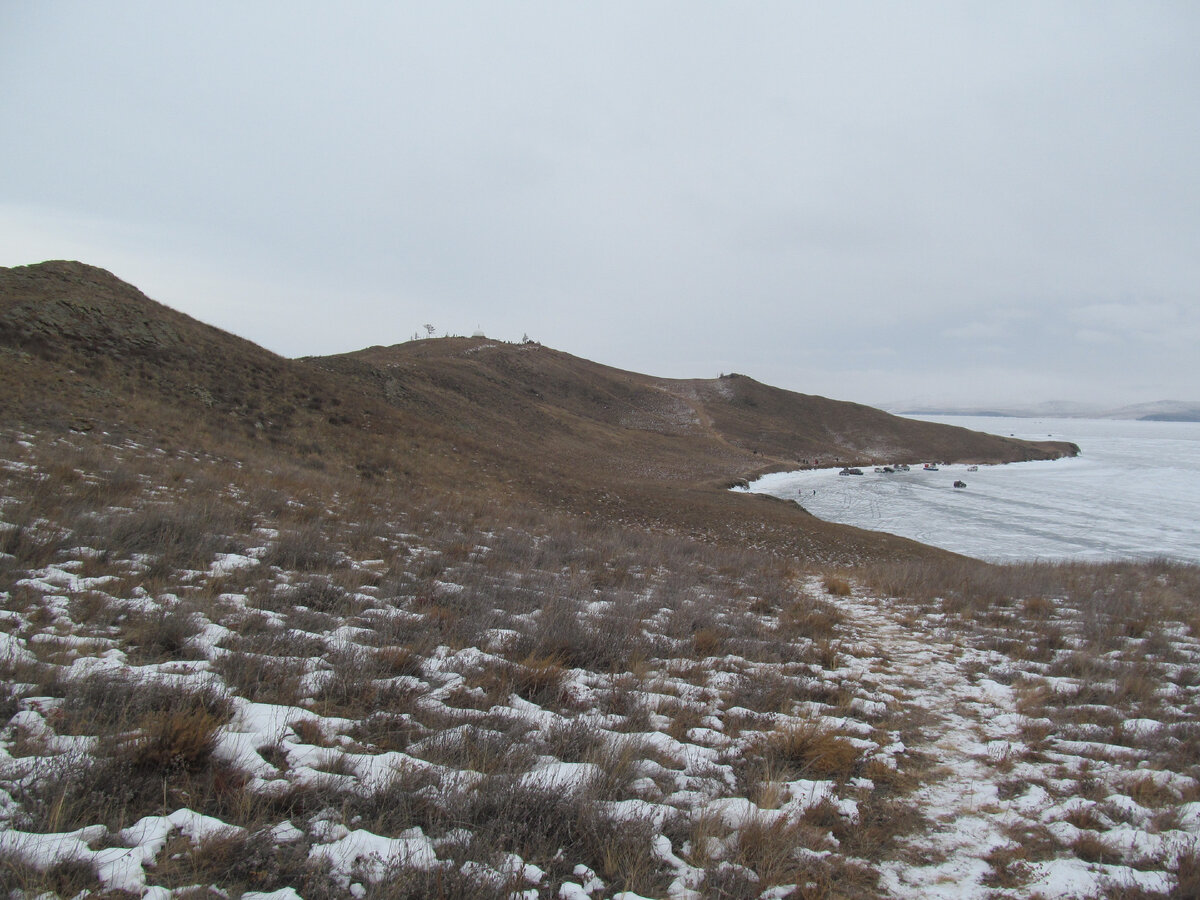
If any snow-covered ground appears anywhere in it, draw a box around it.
[739,417,1200,563]
[2,428,1198,898]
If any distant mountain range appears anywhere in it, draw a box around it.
[891,400,1200,422]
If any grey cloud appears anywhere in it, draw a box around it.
[1,2,1198,406]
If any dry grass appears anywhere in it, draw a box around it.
[436,776,673,893]
[213,650,308,706]
[54,672,231,740]
[105,501,244,569]
[822,573,852,597]
[1174,847,1200,899]
[776,596,842,640]
[832,795,928,862]
[410,724,536,776]
[145,827,336,897]
[0,398,1195,898]
[508,652,569,705]
[0,852,100,898]
[740,723,861,788]
[120,604,203,662]
[692,625,725,657]
[981,843,1033,889]
[122,703,229,773]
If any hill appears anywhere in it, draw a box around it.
[307,341,1076,560]
[1,261,1196,899]
[1,260,1074,563]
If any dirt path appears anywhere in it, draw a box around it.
[836,592,1030,898]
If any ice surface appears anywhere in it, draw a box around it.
[739,417,1200,562]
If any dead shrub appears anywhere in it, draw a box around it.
[1072,831,1121,865]
[0,852,100,898]
[508,652,568,705]
[263,521,341,571]
[121,701,229,774]
[755,723,860,782]
[105,501,238,568]
[777,598,842,639]
[822,573,852,597]
[120,605,203,662]
[213,650,307,706]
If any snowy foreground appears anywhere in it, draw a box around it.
[1,429,1198,898]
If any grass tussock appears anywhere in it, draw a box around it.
[122,702,229,773]
[754,723,862,782]
[822,573,852,597]
[0,852,100,899]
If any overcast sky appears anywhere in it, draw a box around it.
[2,2,1197,408]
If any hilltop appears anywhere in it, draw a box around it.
[0,260,1074,563]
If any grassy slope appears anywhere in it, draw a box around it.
[0,260,1071,563]
[0,426,1196,899]
[309,341,1077,563]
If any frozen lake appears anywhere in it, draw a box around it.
[738,416,1200,563]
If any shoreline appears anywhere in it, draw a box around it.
[735,418,1198,563]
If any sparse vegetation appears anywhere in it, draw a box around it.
[0,262,1191,898]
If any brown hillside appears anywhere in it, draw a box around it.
[1,261,1076,563]
[0,260,479,488]
[0,260,357,442]
[309,340,1076,562]
[312,338,1075,485]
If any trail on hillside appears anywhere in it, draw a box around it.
[835,594,1029,897]
[834,588,1195,899]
